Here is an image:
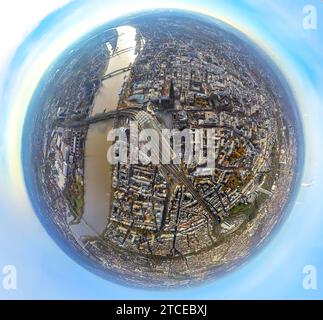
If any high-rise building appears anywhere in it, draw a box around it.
[169,79,175,104]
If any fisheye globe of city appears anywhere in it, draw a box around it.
[23,9,303,288]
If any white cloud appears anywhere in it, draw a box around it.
[301,180,315,188]
[0,0,70,81]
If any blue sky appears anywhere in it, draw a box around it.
[0,0,323,299]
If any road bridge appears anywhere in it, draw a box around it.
[101,65,132,81]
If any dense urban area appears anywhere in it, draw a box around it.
[26,12,299,287]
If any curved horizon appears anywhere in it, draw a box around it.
[0,0,322,299]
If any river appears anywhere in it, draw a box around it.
[71,25,138,239]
